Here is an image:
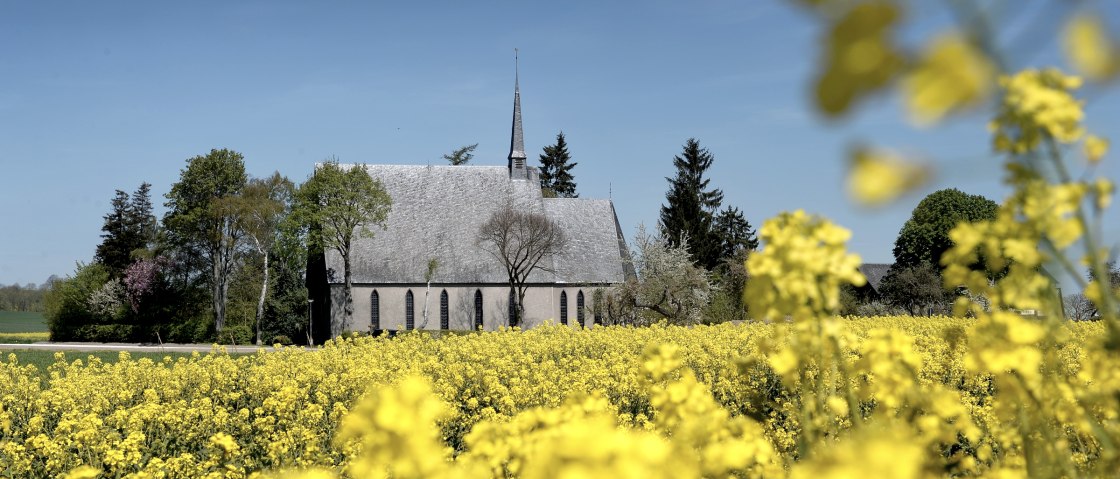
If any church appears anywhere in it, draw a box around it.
[321,69,633,335]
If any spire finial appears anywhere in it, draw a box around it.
[508,48,526,177]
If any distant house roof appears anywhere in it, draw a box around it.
[859,263,892,294]
[326,164,631,285]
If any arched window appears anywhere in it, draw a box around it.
[440,290,449,330]
[577,291,585,327]
[474,290,484,330]
[559,291,568,325]
[405,290,414,330]
[508,289,517,326]
[370,290,380,331]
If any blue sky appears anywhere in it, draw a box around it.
[1,1,1117,287]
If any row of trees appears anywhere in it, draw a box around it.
[44,150,392,344]
[0,281,54,312]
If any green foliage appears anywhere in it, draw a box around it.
[659,138,725,270]
[892,188,999,269]
[538,132,578,198]
[713,206,758,259]
[879,261,951,315]
[701,288,744,324]
[44,262,112,341]
[293,160,392,326]
[443,143,478,166]
[163,148,249,332]
[218,323,254,345]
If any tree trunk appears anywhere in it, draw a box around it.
[423,281,431,328]
[256,248,269,346]
[342,246,353,337]
[212,247,225,331]
[516,286,528,328]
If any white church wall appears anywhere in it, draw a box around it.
[329,284,609,334]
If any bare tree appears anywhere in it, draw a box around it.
[1065,293,1098,321]
[477,207,567,326]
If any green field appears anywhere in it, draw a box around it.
[0,310,48,333]
[0,350,248,383]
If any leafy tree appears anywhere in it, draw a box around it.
[228,172,294,344]
[44,262,111,340]
[443,143,478,165]
[878,261,951,315]
[659,138,724,270]
[293,160,392,335]
[538,132,578,198]
[477,206,567,326]
[713,206,758,259]
[163,149,248,332]
[707,248,752,323]
[892,188,999,270]
[604,225,711,325]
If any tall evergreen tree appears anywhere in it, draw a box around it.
[95,182,158,276]
[538,132,578,198]
[713,206,758,259]
[129,182,158,251]
[659,138,724,269]
[95,190,135,275]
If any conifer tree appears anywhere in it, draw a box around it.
[713,206,758,258]
[95,182,159,276]
[659,138,724,269]
[538,132,578,198]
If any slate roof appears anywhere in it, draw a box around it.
[859,263,893,294]
[326,164,631,285]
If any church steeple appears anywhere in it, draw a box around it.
[508,49,527,178]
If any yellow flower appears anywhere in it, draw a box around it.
[991,69,1086,153]
[847,146,929,206]
[62,466,101,479]
[815,2,904,116]
[745,210,866,320]
[1085,135,1110,164]
[904,33,996,124]
[1064,14,1120,81]
[1092,178,1113,209]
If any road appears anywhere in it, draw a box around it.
[0,342,307,353]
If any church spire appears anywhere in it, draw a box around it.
[508,49,527,178]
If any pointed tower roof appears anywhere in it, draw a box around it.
[508,49,527,170]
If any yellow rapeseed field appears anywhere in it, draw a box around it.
[0,318,1115,478]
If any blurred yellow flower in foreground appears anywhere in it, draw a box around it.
[1064,15,1120,81]
[1085,135,1110,164]
[847,146,929,206]
[904,33,996,125]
